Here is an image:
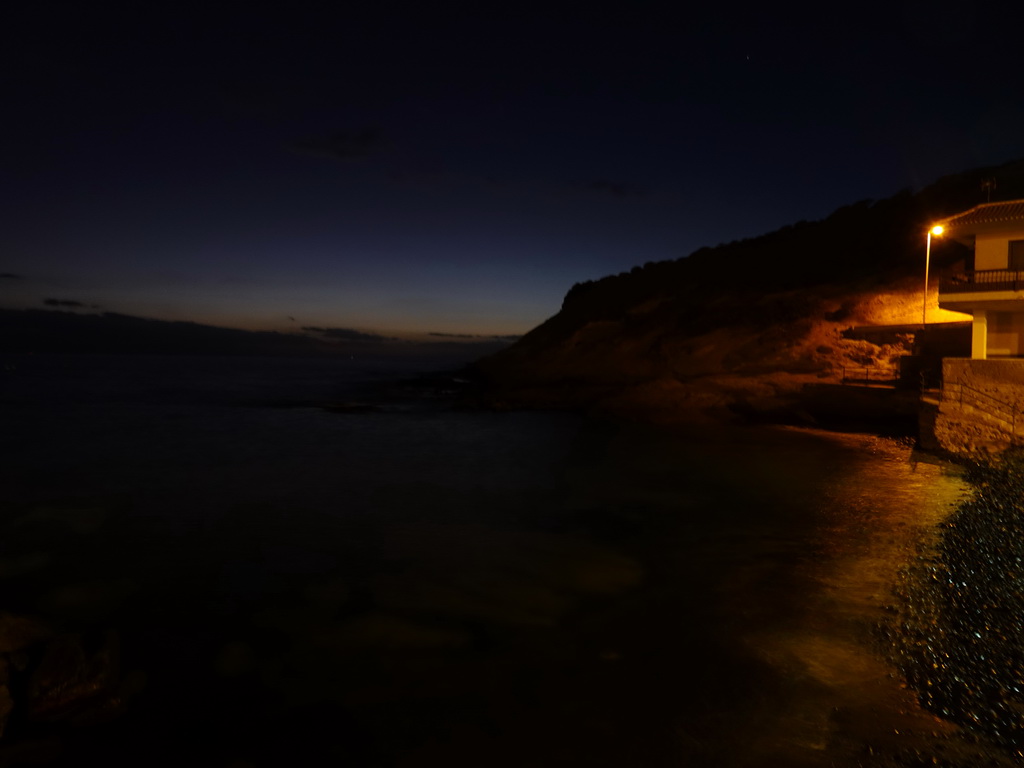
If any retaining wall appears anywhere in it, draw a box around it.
[931,358,1024,455]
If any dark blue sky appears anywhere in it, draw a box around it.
[4,1,1023,338]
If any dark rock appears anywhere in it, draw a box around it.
[27,631,120,722]
[0,613,51,654]
[0,683,12,738]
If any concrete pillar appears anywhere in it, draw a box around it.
[972,310,988,360]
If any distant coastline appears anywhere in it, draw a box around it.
[0,308,513,361]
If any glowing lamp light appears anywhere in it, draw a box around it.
[923,224,945,328]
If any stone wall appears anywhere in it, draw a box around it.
[931,358,1024,455]
[931,405,1014,456]
[943,358,1024,413]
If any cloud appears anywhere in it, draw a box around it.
[43,298,90,308]
[301,326,397,342]
[0,273,23,279]
[428,332,522,342]
[581,179,645,198]
[2,309,342,356]
[288,126,389,162]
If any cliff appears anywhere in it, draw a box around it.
[475,159,1024,428]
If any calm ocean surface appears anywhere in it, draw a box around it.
[0,354,970,766]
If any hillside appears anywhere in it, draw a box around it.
[475,159,1024,427]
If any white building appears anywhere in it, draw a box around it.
[938,199,1024,359]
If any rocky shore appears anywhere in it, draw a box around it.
[0,502,146,764]
[877,450,1024,765]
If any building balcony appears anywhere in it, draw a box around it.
[941,269,1024,295]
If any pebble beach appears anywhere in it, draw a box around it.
[880,450,1024,766]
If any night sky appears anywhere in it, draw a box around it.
[4,1,1024,340]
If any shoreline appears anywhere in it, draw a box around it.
[882,450,1024,760]
[466,366,1024,764]
[468,367,924,436]
[728,429,1024,766]
[717,427,1020,767]
[384,366,1024,762]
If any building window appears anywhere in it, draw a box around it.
[1010,240,1024,271]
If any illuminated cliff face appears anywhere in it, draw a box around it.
[846,280,971,327]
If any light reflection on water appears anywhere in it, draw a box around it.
[0,356,979,766]
[714,429,972,765]
[546,423,973,767]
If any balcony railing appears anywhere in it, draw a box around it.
[840,364,897,385]
[941,269,1024,294]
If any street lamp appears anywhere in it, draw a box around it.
[923,224,944,328]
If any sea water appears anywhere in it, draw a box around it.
[0,354,972,766]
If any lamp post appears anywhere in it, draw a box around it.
[923,224,944,328]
